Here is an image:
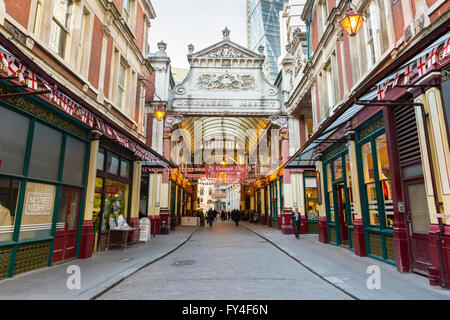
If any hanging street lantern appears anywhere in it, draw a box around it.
[339,0,365,37]
[155,108,166,121]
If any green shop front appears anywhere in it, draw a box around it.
[0,91,90,279]
[321,113,395,264]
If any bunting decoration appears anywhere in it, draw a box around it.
[0,45,171,168]
[372,35,450,100]
[27,71,38,90]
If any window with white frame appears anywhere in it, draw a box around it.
[33,0,44,36]
[76,8,90,75]
[49,0,73,58]
[123,0,132,25]
[117,60,127,110]
[358,0,391,75]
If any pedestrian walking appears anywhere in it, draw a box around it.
[233,209,240,227]
[291,208,303,239]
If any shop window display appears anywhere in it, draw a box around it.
[0,178,20,242]
[0,107,29,175]
[101,179,129,231]
[19,182,56,240]
[362,141,380,226]
[28,122,62,181]
[305,177,319,220]
[62,136,86,185]
[376,134,393,227]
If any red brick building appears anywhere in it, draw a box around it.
[0,0,173,279]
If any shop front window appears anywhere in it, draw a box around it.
[19,182,57,240]
[97,148,105,171]
[0,178,20,242]
[106,152,119,175]
[29,122,62,181]
[102,179,129,231]
[62,136,86,185]
[345,153,354,224]
[329,190,335,222]
[305,176,319,220]
[0,107,29,175]
[362,141,380,226]
[120,159,130,178]
[376,134,393,227]
[93,177,103,233]
[333,157,343,180]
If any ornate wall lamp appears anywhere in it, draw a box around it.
[339,0,365,37]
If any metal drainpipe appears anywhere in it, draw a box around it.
[418,101,448,288]
[306,0,315,61]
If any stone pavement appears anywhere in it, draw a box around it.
[244,222,450,300]
[97,221,352,300]
[0,226,197,300]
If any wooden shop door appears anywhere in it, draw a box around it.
[336,183,348,245]
[56,187,81,261]
[404,179,431,275]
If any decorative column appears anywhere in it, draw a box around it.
[128,160,142,245]
[383,108,410,271]
[160,127,172,234]
[250,190,255,222]
[281,127,294,234]
[345,124,366,256]
[79,131,101,259]
[416,88,450,288]
[316,155,328,243]
[260,185,266,225]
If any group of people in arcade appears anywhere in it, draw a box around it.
[205,208,242,227]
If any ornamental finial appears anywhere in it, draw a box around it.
[222,27,230,40]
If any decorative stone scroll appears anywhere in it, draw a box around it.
[196,72,256,90]
[208,46,245,58]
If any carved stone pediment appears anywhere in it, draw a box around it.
[196,72,256,91]
[192,41,261,61]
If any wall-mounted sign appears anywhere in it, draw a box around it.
[25,192,53,215]
[105,185,118,194]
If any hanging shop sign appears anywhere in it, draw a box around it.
[205,165,247,179]
[375,36,450,100]
[0,45,168,167]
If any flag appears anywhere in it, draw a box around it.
[41,79,54,99]
[417,56,427,77]
[404,64,412,84]
[6,55,18,76]
[27,71,38,90]
[17,63,26,82]
[392,73,400,87]
[0,51,8,67]
[444,37,450,56]
[427,47,437,68]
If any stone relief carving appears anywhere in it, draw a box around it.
[197,72,256,90]
[164,114,184,129]
[208,46,245,58]
[268,116,289,129]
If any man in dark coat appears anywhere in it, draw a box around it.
[291,208,303,239]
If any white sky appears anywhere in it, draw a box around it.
[149,0,248,69]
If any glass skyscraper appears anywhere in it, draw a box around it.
[247,0,288,83]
